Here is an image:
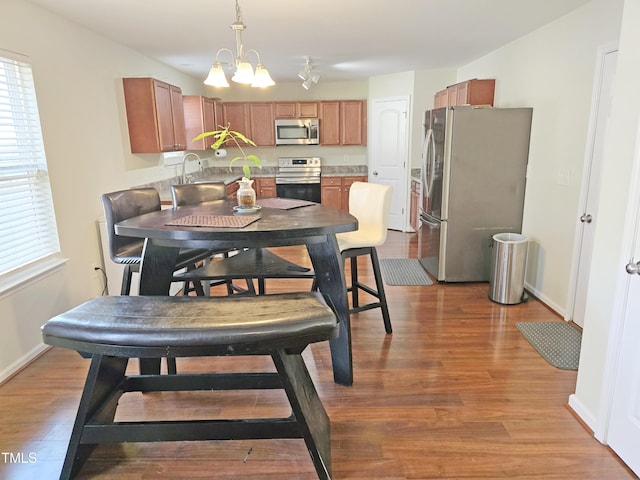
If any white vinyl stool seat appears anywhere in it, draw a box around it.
[336,182,393,333]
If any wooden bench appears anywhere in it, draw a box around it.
[41,293,338,480]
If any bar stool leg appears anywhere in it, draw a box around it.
[369,248,392,334]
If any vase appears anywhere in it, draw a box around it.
[236,177,256,208]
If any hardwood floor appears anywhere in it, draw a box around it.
[0,231,634,479]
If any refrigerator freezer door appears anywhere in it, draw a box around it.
[418,212,443,281]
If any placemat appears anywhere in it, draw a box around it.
[165,214,260,228]
[256,198,317,210]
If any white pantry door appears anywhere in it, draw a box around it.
[369,97,409,231]
[572,48,618,327]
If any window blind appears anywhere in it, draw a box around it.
[0,56,61,278]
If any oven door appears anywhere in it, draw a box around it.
[276,183,321,203]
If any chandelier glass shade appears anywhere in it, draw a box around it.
[203,0,274,88]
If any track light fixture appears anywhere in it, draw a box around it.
[298,56,320,90]
[203,0,275,88]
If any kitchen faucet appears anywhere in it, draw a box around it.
[181,152,202,183]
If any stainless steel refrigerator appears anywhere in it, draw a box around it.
[418,106,533,282]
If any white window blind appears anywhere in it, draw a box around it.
[0,55,61,279]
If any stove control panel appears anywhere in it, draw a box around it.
[278,157,321,168]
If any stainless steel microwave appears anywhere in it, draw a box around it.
[275,118,319,145]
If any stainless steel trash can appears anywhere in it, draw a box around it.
[489,233,528,304]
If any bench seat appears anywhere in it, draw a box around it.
[42,292,338,480]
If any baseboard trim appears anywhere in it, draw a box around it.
[568,393,598,436]
[0,343,51,385]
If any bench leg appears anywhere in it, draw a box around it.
[272,348,332,480]
[60,354,128,480]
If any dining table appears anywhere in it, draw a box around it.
[115,197,358,386]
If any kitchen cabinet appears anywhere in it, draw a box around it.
[221,102,275,147]
[122,77,187,153]
[225,181,239,200]
[434,79,496,108]
[255,177,276,198]
[183,96,221,150]
[319,100,367,146]
[248,102,275,146]
[321,175,367,211]
[434,89,448,109]
[221,102,250,138]
[410,179,420,231]
[274,102,318,119]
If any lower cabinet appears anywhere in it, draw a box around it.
[255,177,276,198]
[225,181,239,200]
[321,176,367,211]
[410,179,420,231]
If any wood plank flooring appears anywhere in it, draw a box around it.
[0,231,634,479]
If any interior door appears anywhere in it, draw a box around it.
[606,170,640,477]
[369,97,409,231]
[571,48,618,327]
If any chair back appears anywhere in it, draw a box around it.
[348,182,393,247]
[171,182,227,207]
[101,188,160,264]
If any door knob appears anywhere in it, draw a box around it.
[580,214,593,223]
[373,171,379,176]
[625,261,640,275]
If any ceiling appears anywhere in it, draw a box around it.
[28,0,591,84]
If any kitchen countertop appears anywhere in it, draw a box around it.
[137,165,369,203]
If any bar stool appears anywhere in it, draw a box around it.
[101,187,210,296]
[337,182,393,333]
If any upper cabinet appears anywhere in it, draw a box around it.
[183,96,221,150]
[221,102,275,147]
[319,100,367,146]
[122,78,187,153]
[434,79,496,109]
[247,102,275,146]
[274,102,319,119]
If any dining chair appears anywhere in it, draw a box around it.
[170,182,314,295]
[101,187,211,296]
[336,182,393,333]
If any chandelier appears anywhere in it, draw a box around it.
[203,0,275,88]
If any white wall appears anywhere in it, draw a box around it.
[0,0,210,380]
[456,0,624,315]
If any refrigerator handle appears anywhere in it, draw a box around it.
[420,213,439,227]
[422,128,434,198]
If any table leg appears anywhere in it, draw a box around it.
[138,240,180,375]
[307,236,353,386]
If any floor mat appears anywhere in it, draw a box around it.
[379,258,433,286]
[516,322,581,370]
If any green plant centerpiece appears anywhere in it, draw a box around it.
[193,125,262,209]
